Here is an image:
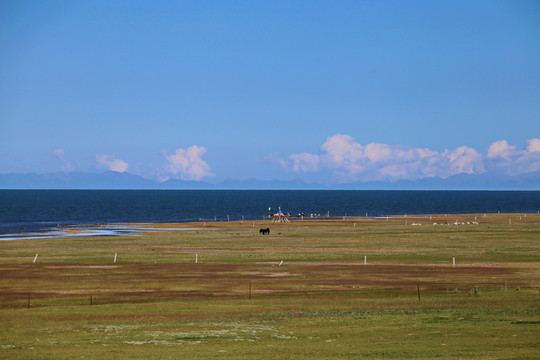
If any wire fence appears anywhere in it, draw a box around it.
[1,282,529,309]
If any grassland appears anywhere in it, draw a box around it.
[0,213,539,359]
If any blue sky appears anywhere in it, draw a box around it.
[1,0,539,184]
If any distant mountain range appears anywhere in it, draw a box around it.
[0,170,538,190]
[337,171,540,190]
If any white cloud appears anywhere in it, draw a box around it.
[363,143,393,162]
[95,154,129,173]
[53,149,78,172]
[511,138,540,174]
[526,138,540,153]
[443,146,484,175]
[309,134,455,181]
[320,134,364,168]
[485,138,540,175]
[288,152,320,172]
[487,140,516,160]
[162,145,214,181]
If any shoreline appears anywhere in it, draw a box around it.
[2,212,539,241]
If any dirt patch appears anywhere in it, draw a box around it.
[239,271,294,278]
[44,265,119,269]
[54,289,156,295]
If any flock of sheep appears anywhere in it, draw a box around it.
[410,221,479,226]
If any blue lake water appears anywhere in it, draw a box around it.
[1,190,539,235]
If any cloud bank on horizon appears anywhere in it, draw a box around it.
[51,136,540,185]
[280,135,540,183]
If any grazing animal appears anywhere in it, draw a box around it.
[259,228,270,235]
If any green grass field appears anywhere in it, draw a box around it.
[1,213,539,359]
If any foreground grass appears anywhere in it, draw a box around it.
[1,293,539,359]
[0,214,539,359]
